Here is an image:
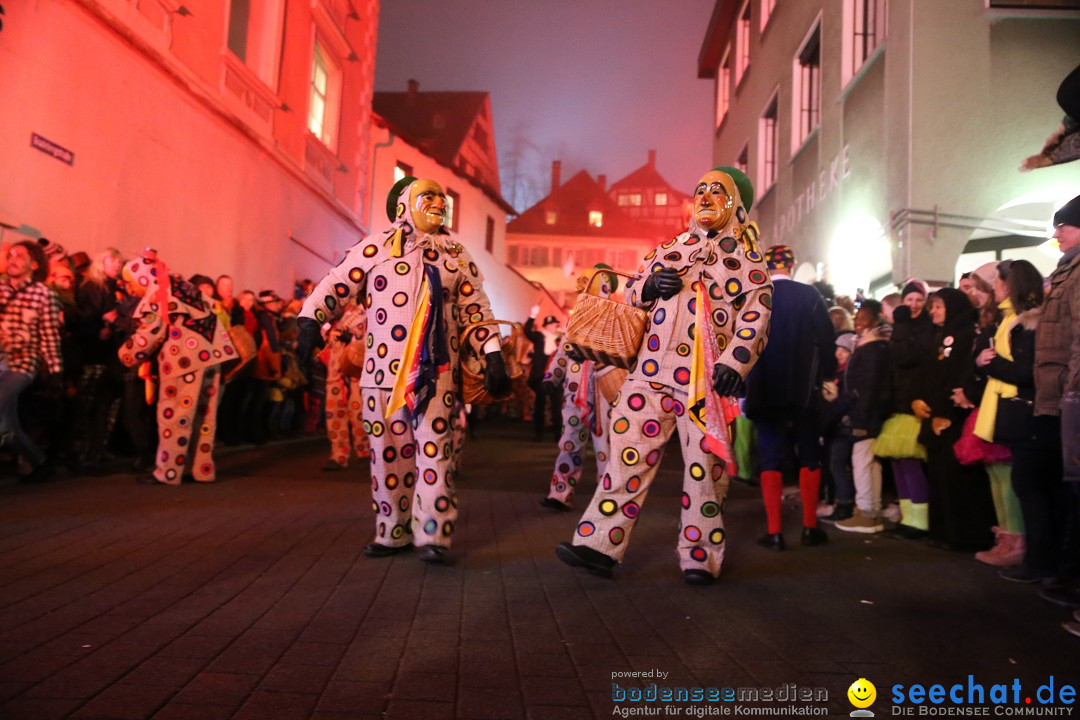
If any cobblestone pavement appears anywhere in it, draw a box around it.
[0,423,1074,720]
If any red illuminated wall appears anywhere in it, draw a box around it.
[0,0,379,294]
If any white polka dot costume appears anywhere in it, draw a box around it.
[542,338,614,507]
[118,253,238,485]
[569,205,772,577]
[325,304,370,467]
[300,181,499,550]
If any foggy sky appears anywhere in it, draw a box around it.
[374,0,715,212]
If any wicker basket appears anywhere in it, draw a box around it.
[595,367,629,404]
[565,269,647,369]
[223,325,257,382]
[460,320,525,405]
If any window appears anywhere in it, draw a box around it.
[716,47,732,128]
[546,210,558,225]
[735,1,751,86]
[793,21,821,151]
[308,39,342,150]
[473,123,489,148]
[759,91,779,193]
[485,216,495,253]
[843,0,887,87]
[628,193,643,206]
[551,247,563,266]
[508,245,520,264]
[227,0,284,87]
[530,247,549,267]
[588,211,603,228]
[446,189,460,232]
[760,0,777,31]
[654,192,668,207]
[393,162,413,184]
[736,144,749,175]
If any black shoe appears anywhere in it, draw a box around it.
[888,524,928,541]
[683,570,715,586]
[757,533,785,551]
[417,545,450,564]
[322,459,347,472]
[134,474,161,485]
[1000,566,1054,584]
[801,526,828,547]
[1039,586,1080,608]
[822,503,854,523]
[555,541,615,578]
[539,497,572,512]
[19,459,55,484]
[363,542,412,558]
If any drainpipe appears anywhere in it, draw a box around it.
[366,129,396,233]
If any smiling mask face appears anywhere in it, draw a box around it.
[409,179,447,234]
[693,170,739,231]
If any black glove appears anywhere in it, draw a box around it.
[338,331,353,344]
[641,267,683,303]
[565,345,585,363]
[711,363,743,396]
[484,350,512,398]
[45,374,66,399]
[541,379,559,396]
[296,317,325,377]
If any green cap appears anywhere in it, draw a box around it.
[713,166,754,212]
[386,176,417,222]
[593,263,618,291]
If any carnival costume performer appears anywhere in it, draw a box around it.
[118,249,238,485]
[539,267,620,511]
[555,167,772,585]
[297,177,510,564]
[322,303,370,470]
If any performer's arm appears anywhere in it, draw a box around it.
[299,241,375,325]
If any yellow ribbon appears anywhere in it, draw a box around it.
[386,273,430,418]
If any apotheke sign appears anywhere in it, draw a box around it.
[777,145,850,235]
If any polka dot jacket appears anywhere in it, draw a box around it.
[623,231,772,391]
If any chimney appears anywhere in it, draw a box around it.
[551,160,562,192]
[647,149,656,169]
[407,79,419,105]
[597,174,607,192]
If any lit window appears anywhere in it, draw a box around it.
[446,189,460,232]
[736,143,749,175]
[588,211,603,228]
[759,91,779,193]
[617,195,630,207]
[227,0,285,87]
[546,210,557,225]
[843,0,887,87]
[655,192,668,207]
[393,162,413,184]
[793,21,821,151]
[308,40,342,150]
[716,47,731,128]
[760,0,777,31]
[735,1,751,86]
[628,194,642,207]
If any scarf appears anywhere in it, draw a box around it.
[974,299,1018,442]
[386,263,449,423]
[687,280,740,475]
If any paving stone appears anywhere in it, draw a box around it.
[457,686,524,720]
[232,691,317,720]
[315,680,390,714]
[149,702,235,720]
[170,671,259,707]
[69,683,176,719]
[384,699,454,720]
[259,663,335,695]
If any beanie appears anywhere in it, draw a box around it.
[1053,193,1080,229]
[765,244,796,270]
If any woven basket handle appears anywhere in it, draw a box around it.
[460,320,524,356]
[583,268,640,296]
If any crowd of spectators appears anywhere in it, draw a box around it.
[0,238,321,482]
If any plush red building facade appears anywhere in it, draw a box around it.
[0,0,379,293]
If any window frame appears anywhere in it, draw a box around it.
[842,0,888,89]
[735,0,752,87]
[226,0,286,90]
[791,17,822,154]
[446,189,461,233]
[758,89,779,195]
[307,37,342,151]
[760,0,777,32]
[716,45,732,128]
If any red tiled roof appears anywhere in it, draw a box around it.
[373,90,487,169]
[609,165,691,203]
[507,170,657,238]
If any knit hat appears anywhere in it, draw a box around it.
[713,166,754,212]
[542,315,559,327]
[258,289,282,304]
[901,278,929,298]
[835,331,857,354]
[68,251,91,272]
[765,244,796,270]
[188,273,214,289]
[971,262,998,289]
[1054,193,1080,229]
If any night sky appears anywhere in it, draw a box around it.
[375,0,715,212]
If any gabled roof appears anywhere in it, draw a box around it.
[609,164,691,203]
[698,0,737,79]
[507,170,656,238]
[372,90,488,170]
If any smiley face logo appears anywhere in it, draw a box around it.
[847,678,876,715]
